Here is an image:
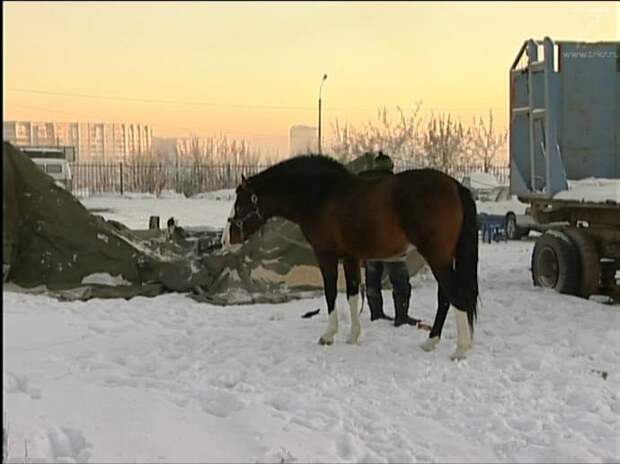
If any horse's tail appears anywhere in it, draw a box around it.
[454,182,479,334]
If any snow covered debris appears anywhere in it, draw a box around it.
[80,273,132,286]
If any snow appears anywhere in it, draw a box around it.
[80,273,132,287]
[462,172,500,190]
[556,178,620,204]
[80,193,234,230]
[95,233,109,244]
[3,194,619,463]
[191,189,238,201]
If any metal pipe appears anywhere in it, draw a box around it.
[318,74,327,154]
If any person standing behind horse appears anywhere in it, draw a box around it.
[358,152,420,327]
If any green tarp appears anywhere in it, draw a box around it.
[3,143,426,304]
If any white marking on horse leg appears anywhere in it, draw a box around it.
[221,222,231,248]
[319,309,339,345]
[450,309,472,360]
[421,336,440,352]
[221,205,234,249]
[346,294,361,345]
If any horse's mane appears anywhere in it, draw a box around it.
[249,154,354,211]
[251,154,352,188]
[258,154,349,179]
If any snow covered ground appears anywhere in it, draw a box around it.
[3,193,619,463]
[78,191,233,230]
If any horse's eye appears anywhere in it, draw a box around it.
[251,194,258,204]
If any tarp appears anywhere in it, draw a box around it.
[4,142,157,290]
[3,143,426,304]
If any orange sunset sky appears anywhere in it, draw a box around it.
[3,1,618,157]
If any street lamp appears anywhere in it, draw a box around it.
[318,73,328,155]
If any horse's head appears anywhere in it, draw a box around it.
[221,175,266,250]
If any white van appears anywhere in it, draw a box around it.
[32,158,73,190]
[22,147,73,190]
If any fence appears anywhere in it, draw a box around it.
[70,163,269,196]
[70,162,510,196]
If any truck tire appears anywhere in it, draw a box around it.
[531,231,580,295]
[600,260,619,297]
[506,213,528,240]
[563,227,601,298]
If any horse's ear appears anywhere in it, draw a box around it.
[241,174,247,184]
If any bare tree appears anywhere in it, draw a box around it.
[421,113,471,171]
[467,110,507,172]
[175,135,269,196]
[330,102,424,163]
[327,103,510,179]
[122,149,168,196]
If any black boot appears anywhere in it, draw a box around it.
[393,292,420,327]
[367,293,393,321]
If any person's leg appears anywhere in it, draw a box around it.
[365,261,392,321]
[388,261,419,327]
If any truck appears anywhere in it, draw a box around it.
[20,146,74,190]
[509,37,619,300]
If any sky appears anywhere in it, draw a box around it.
[3,1,618,156]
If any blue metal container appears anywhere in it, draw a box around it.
[510,37,619,199]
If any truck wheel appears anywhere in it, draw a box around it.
[600,260,619,296]
[563,227,601,298]
[506,213,525,240]
[531,231,580,295]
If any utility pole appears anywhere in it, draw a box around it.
[318,74,328,154]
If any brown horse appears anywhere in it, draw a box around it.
[222,155,478,359]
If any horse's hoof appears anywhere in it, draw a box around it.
[318,337,333,346]
[450,346,471,360]
[346,337,359,345]
[421,337,440,352]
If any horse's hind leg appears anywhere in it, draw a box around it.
[451,305,473,360]
[425,263,472,359]
[421,285,450,352]
[317,254,339,346]
[343,257,361,345]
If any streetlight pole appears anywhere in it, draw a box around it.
[318,73,328,155]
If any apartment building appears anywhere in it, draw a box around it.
[3,121,153,163]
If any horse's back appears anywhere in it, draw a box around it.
[394,168,458,189]
[314,168,463,260]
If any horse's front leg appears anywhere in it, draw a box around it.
[317,254,339,345]
[343,257,361,344]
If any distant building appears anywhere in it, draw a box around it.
[289,125,318,155]
[3,120,153,163]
